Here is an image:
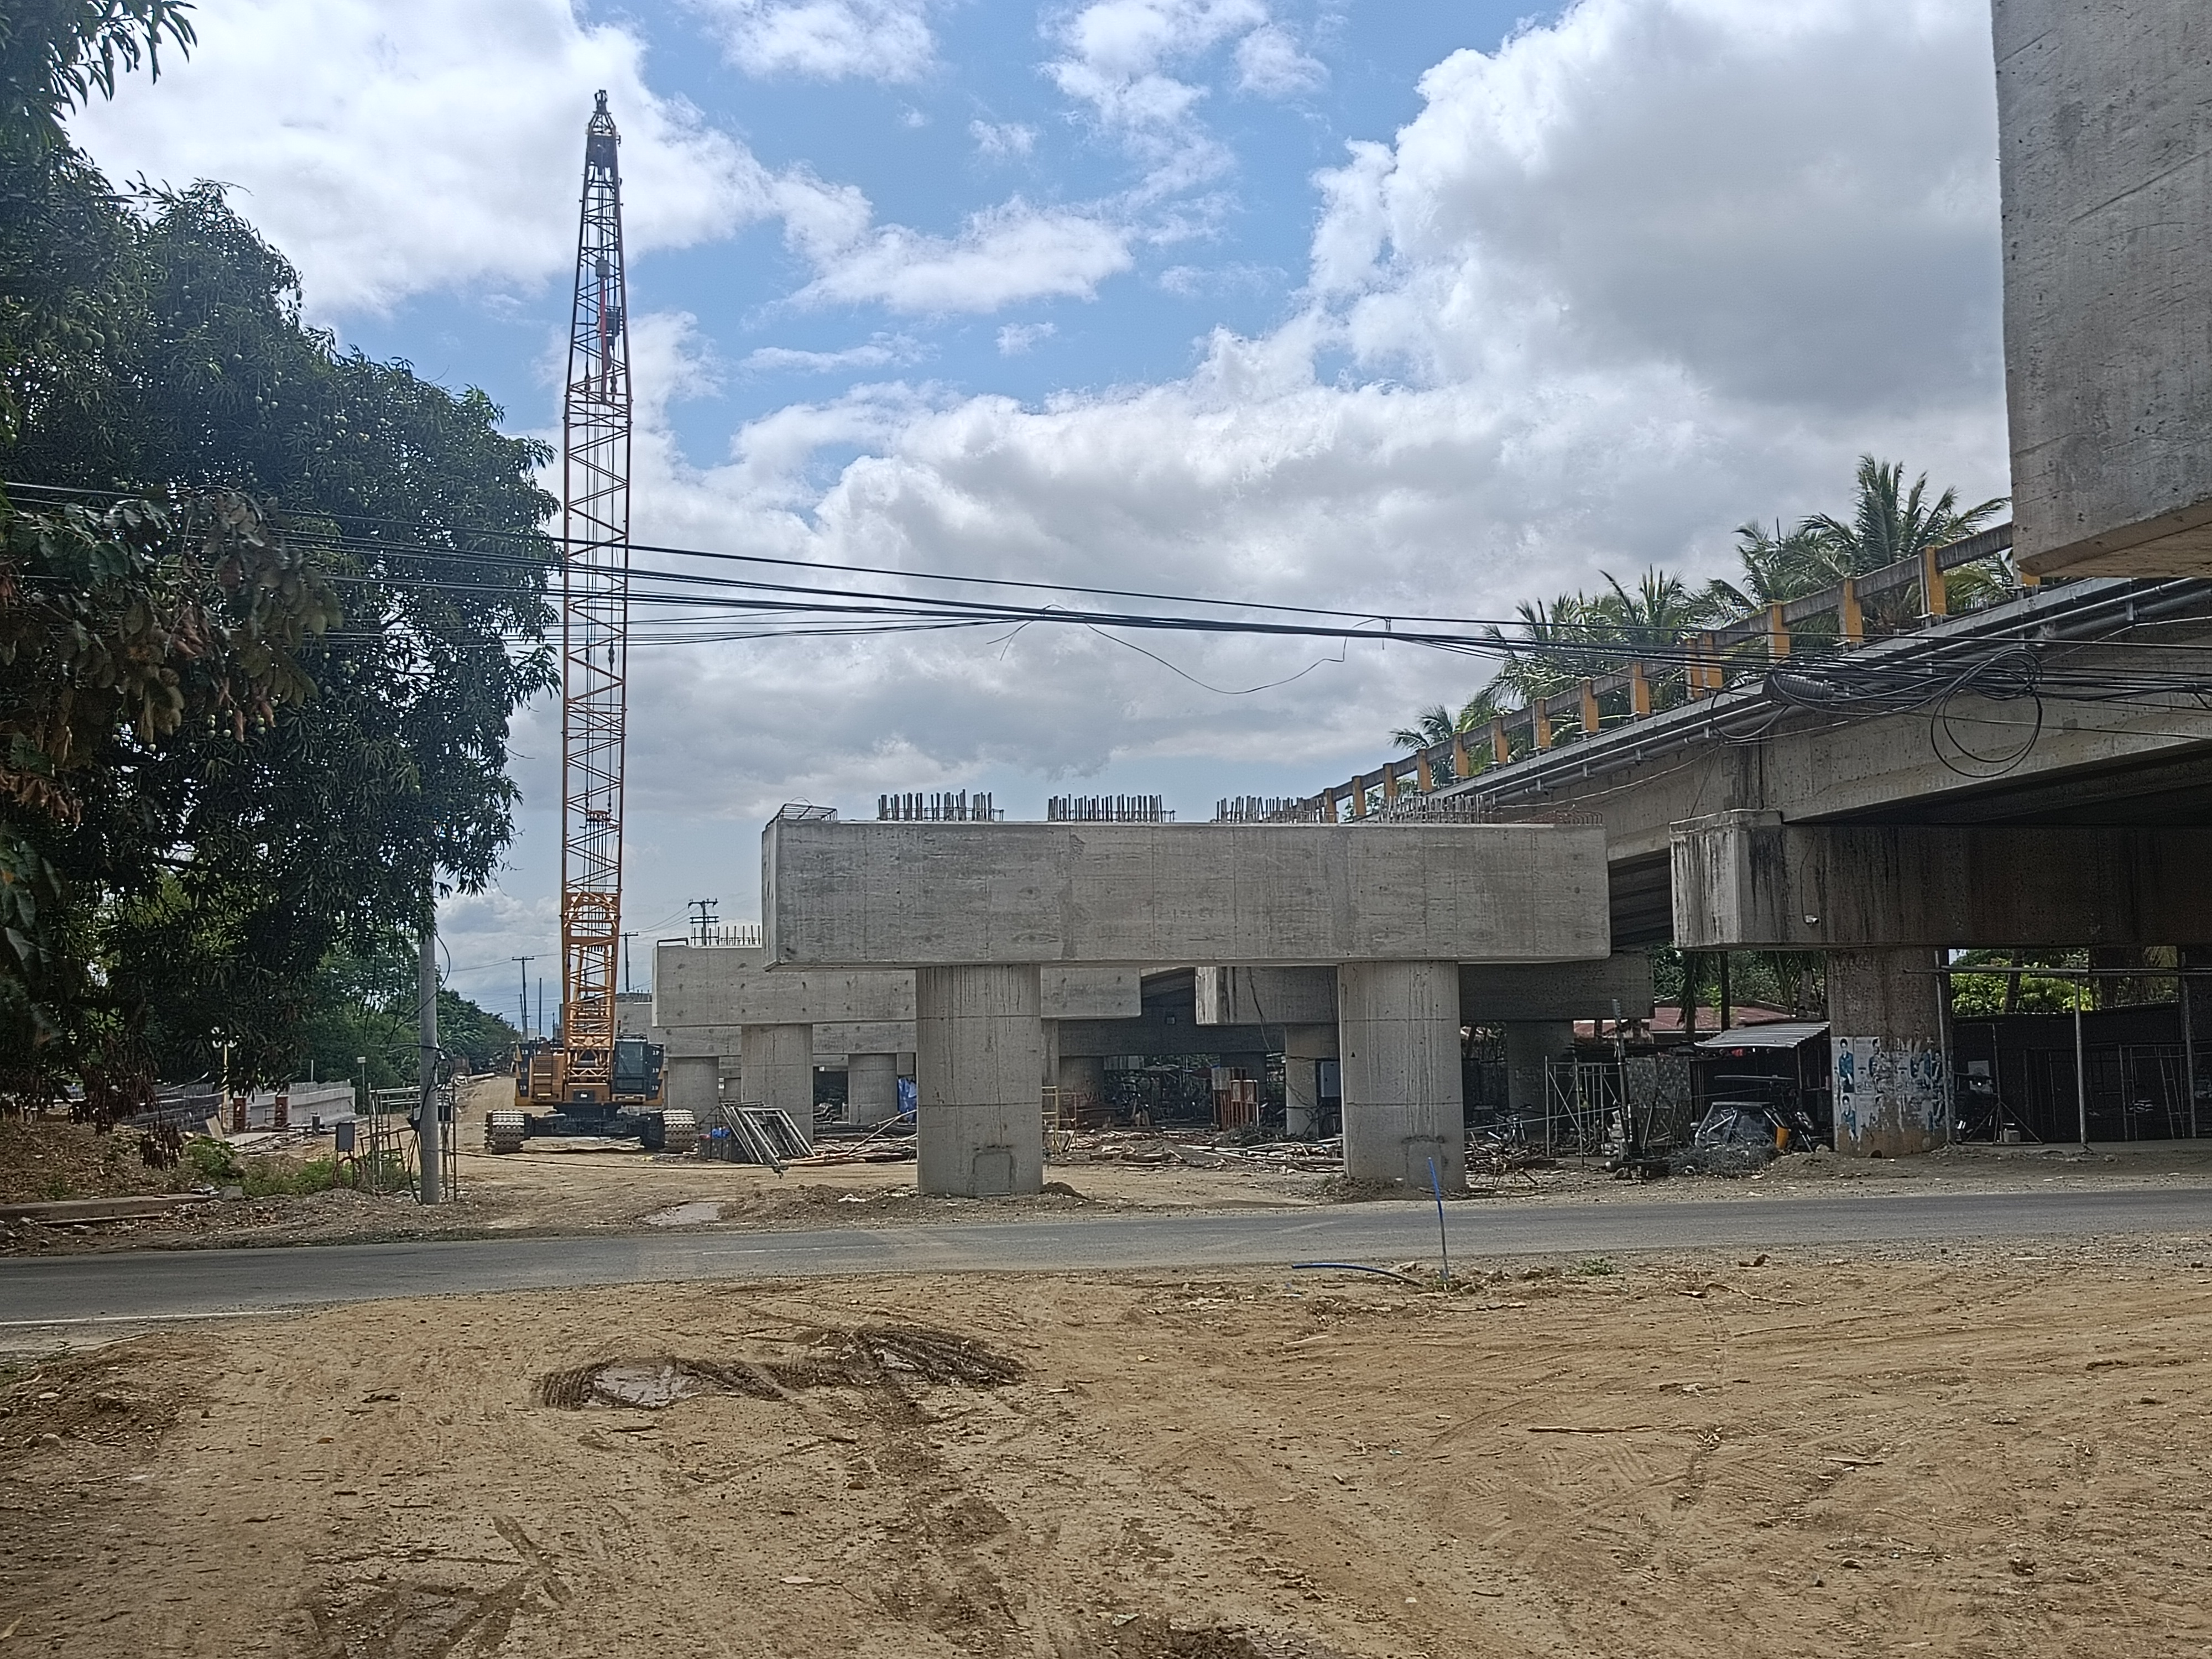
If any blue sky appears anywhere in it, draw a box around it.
[338,3,1550,472]
[75,0,2011,1008]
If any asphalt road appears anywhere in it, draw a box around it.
[2,1186,2208,1328]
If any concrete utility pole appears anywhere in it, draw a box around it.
[420,909,443,1205]
[512,955,533,1037]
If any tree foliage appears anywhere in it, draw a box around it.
[0,6,555,1108]
[0,1,194,152]
[1395,456,2012,766]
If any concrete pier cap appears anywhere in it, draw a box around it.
[764,819,1611,1196]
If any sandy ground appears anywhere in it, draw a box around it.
[9,1074,2212,1255]
[3,1238,2211,1657]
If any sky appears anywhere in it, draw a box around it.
[73,0,2010,1018]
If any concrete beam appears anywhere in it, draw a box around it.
[657,943,907,1026]
[654,944,1138,1036]
[1196,956,1653,1025]
[764,821,1610,967]
[812,1021,915,1060]
[1672,811,2212,947]
[1995,0,2212,578]
[1053,1019,1283,1059]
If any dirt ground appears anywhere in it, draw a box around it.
[4,1238,2211,1657]
[9,1074,2212,1256]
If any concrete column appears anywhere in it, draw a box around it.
[1282,1024,1334,1138]
[1056,1054,1107,1125]
[915,964,1045,1197]
[739,1022,815,1150]
[1827,948,1948,1157]
[663,1055,720,1120]
[1337,961,1465,1192]
[847,1052,899,1125]
[1504,1020,1574,1121]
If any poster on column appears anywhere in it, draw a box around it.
[1833,1036,1947,1156]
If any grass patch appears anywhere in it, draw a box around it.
[183,1137,241,1185]
[1573,1257,1619,1277]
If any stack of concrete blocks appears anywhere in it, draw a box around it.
[764,819,1610,1196]
[1197,955,1653,1131]
[1671,811,2212,1155]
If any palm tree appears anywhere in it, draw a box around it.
[1805,455,2007,573]
[1484,593,1609,705]
[1455,686,1506,731]
[1595,566,1730,646]
[1707,520,1844,611]
[1390,704,1459,752]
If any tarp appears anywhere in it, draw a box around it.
[1692,1021,1829,1052]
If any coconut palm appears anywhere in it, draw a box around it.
[1390,704,1460,752]
[1706,520,1844,612]
[1806,455,2007,573]
[1595,566,1731,646]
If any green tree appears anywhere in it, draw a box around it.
[1804,455,2007,574]
[0,5,555,1109]
[0,2,194,152]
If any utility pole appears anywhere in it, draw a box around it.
[512,955,533,1037]
[688,899,718,946]
[419,905,442,1204]
[620,931,638,995]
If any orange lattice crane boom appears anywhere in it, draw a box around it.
[557,89,632,1100]
[491,94,687,1155]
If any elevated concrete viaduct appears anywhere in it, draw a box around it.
[653,942,1139,1141]
[763,820,1610,1196]
[1439,583,2212,948]
[1419,580,2212,1158]
[1672,811,2212,1155]
[1195,957,1655,1121]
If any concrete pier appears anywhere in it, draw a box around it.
[1337,961,1466,1192]
[739,1022,816,1147]
[662,1054,719,1120]
[1995,0,2212,579]
[916,965,1046,1197]
[846,1052,899,1125]
[1828,948,1950,1158]
[1503,1020,1573,1121]
[1282,1023,1334,1138]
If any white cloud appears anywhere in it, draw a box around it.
[600,0,2008,887]
[71,0,759,315]
[744,335,926,373]
[1046,0,1300,192]
[794,199,1134,312]
[997,321,1056,354]
[695,0,937,82]
[1233,24,1324,95]
[1310,0,2004,416]
[969,118,1037,159]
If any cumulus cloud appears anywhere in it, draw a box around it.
[1047,0,1301,191]
[71,0,759,315]
[996,321,1056,353]
[969,118,1037,159]
[601,0,2008,875]
[744,335,926,373]
[1311,0,2004,418]
[697,0,938,82]
[1233,24,1325,96]
[793,199,1134,312]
